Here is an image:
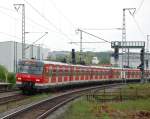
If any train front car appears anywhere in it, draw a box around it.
[16,60,45,93]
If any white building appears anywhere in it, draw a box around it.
[92,57,99,64]
[111,52,150,69]
[0,41,50,72]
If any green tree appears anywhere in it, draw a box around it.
[7,72,16,86]
[0,65,8,82]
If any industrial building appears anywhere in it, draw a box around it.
[0,41,50,72]
[111,52,150,69]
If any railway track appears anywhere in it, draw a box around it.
[0,94,28,105]
[0,89,19,93]
[1,83,122,119]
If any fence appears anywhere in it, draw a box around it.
[86,87,150,103]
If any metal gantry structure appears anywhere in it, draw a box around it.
[14,4,26,59]
[75,29,110,63]
[122,8,136,68]
[121,8,136,83]
[111,41,145,83]
[14,4,48,60]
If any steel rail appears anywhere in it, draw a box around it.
[0,94,28,105]
[1,83,122,119]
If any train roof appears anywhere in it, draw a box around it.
[19,59,141,71]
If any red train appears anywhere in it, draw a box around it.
[16,59,150,92]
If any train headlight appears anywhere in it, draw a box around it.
[17,77,22,80]
[36,79,40,82]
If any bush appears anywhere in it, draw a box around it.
[7,72,16,85]
[0,65,16,86]
[0,65,8,82]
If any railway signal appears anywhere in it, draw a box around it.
[114,47,119,60]
[72,49,76,64]
[139,48,145,71]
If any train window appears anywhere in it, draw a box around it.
[98,70,101,75]
[73,67,76,76]
[49,66,53,77]
[64,67,68,76]
[78,68,81,76]
[99,70,102,76]
[67,67,70,76]
[63,66,66,76]
[96,70,99,75]
[52,66,56,76]
[56,66,59,76]
[44,66,49,77]
[18,64,43,75]
[76,68,79,76]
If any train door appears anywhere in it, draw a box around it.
[75,66,79,81]
[49,64,53,83]
[51,64,56,83]
[73,66,76,81]
[109,68,113,79]
[58,65,62,83]
[43,64,49,83]
[85,67,88,80]
[64,66,69,82]
[88,68,91,80]
[98,68,101,80]
[121,70,126,79]
[69,66,74,82]
[62,65,65,83]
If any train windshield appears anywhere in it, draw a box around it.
[18,60,44,75]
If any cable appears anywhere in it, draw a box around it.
[79,29,111,43]
[0,9,17,20]
[48,0,76,29]
[0,5,56,32]
[24,0,73,42]
[0,5,15,12]
[132,16,145,40]
[136,0,145,14]
[0,32,21,39]
[24,0,58,31]
[83,28,122,31]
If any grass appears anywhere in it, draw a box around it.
[59,98,150,119]
[60,83,150,119]
[110,98,150,111]
[58,98,100,119]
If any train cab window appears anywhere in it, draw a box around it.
[18,60,43,75]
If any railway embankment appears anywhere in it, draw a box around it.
[58,83,150,119]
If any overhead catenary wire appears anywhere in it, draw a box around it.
[48,0,76,29]
[136,0,145,14]
[78,29,111,44]
[24,0,74,42]
[47,0,79,47]
[0,5,57,33]
[0,9,17,20]
[131,15,145,40]
[0,32,21,39]
[0,4,79,48]
[83,28,122,31]
[0,5,15,12]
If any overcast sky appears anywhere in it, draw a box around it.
[0,0,149,52]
